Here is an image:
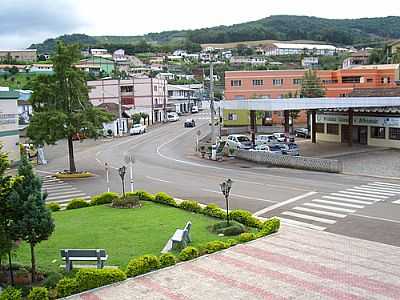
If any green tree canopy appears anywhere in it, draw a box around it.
[300,70,325,98]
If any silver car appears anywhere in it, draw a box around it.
[281,143,300,156]
[250,144,282,154]
[255,135,277,145]
[226,134,253,150]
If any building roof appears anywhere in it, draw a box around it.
[271,43,337,50]
[349,64,400,70]
[0,49,37,52]
[349,87,400,97]
[97,103,130,119]
[0,87,19,99]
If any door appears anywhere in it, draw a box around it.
[359,126,368,145]
[341,125,349,143]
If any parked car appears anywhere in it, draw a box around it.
[226,134,252,150]
[130,124,146,135]
[273,132,295,143]
[255,134,277,145]
[191,106,199,113]
[184,119,196,128]
[167,112,180,122]
[295,128,310,138]
[280,143,300,156]
[250,144,282,154]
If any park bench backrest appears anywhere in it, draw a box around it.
[184,221,192,233]
[60,249,107,258]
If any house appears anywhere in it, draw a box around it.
[230,56,266,65]
[185,54,200,61]
[388,40,400,55]
[264,43,339,56]
[173,49,188,57]
[29,64,54,73]
[301,57,319,68]
[15,89,33,125]
[0,49,37,63]
[0,64,29,74]
[156,72,175,81]
[97,102,130,136]
[113,49,128,62]
[0,87,20,163]
[90,48,112,59]
[176,74,195,81]
[168,84,203,113]
[342,51,370,69]
[80,56,115,76]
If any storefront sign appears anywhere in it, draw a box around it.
[0,113,18,126]
[317,114,400,128]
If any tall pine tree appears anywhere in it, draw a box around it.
[9,155,54,282]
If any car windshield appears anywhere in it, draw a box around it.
[269,145,281,151]
[186,119,193,122]
[288,144,298,149]
[237,136,250,142]
[133,124,141,128]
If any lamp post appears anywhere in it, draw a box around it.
[118,166,126,198]
[220,179,233,225]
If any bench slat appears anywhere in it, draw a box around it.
[62,256,108,261]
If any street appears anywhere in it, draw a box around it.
[37,112,400,247]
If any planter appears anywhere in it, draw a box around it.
[55,172,94,179]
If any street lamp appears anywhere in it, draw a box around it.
[220,179,233,225]
[118,166,127,198]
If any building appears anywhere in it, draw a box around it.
[264,43,338,57]
[342,51,370,69]
[80,56,115,76]
[113,49,127,62]
[230,56,267,66]
[29,64,54,73]
[168,84,200,113]
[0,64,29,74]
[224,64,400,126]
[301,57,319,68]
[0,49,37,63]
[90,48,112,59]
[389,40,400,55]
[87,77,169,125]
[0,87,20,163]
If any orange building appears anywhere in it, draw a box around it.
[224,64,400,125]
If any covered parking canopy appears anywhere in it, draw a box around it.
[221,97,400,146]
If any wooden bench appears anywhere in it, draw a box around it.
[161,221,192,253]
[60,249,108,272]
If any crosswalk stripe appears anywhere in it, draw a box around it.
[393,200,400,204]
[43,188,77,193]
[367,182,400,190]
[330,193,381,202]
[342,190,388,199]
[55,196,91,205]
[42,183,68,188]
[323,195,374,205]
[373,182,400,188]
[42,184,72,191]
[360,185,400,194]
[278,217,327,231]
[312,199,364,209]
[350,187,395,196]
[41,179,60,183]
[281,211,336,224]
[292,206,347,218]
[303,203,356,213]
[47,193,87,201]
[46,190,83,197]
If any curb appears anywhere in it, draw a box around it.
[343,172,400,181]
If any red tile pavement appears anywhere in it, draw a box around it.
[67,225,400,300]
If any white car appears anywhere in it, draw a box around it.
[130,124,146,135]
[191,106,199,113]
[167,113,179,122]
[273,133,287,143]
[226,134,253,150]
[250,144,282,154]
[255,135,277,145]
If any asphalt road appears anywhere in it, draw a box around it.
[37,112,400,247]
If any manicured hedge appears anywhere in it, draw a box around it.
[46,202,61,212]
[66,198,90,210]
[210,220,246,236]
[159,253,177,268]
[179,200,202,213]
[75,268,127,291]
[203,241,229,254]
[154,192,177,207]
[229,210,263,229]
[202,203,226,219]
[28,287,49,300]
[238,232,257,243]
[134,190,155,202]
[56,277,79,298]
[91,192,119,206]
[178,246,199,261]
[126,255,160,277]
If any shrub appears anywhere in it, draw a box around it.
[112,193,140,208]
[91,192,119,206]
[229,210,263,228]
[66,198,90,210]
[258,218,280,237]
[0,287,22,300]
[46,202,61,212]
[226,239,239,247]
[210,221,246,236]
[56,277,79,298]
[134,190,155,201]
[126,255,160,277]
[204,241,229,254]
[43,271,63,289]
[179,200,202,213]
[159,253,177,268]
[178,246,199,261]
[154,192,177,207]
[238,232,257,243]
[75,268,127,291]
[28,287,49,300]
[202,203,226,219]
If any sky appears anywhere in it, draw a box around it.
[1,0,400,48]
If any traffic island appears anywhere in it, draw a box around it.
[54,171,94,179]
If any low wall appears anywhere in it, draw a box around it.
[236,150,343,173]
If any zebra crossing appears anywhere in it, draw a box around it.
[279,181,400,231]
[41,176,90,207]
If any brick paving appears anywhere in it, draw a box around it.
[67,225,400,300]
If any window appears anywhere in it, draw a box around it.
[371,127,385,139]
[231,80,242,87]
[326,124,339,135]
[315,123,325,133]
[293,78,302,85]
[322,79,338,84]
[252,79,264,86]
[381,77,391,84]
[367,78,373,83]
[227,113,238,121]
[273,79,283,86]
[154,85,158,91]
[121,86,133,93]
[342,76,362,83]
[389,128,400,140]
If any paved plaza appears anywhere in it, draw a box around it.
[68,224,400,300]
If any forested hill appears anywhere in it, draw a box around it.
[29,15,400,53]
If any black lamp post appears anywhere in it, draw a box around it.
[220,178,233,225]
[118,166,127,198]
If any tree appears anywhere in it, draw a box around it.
[8,155,54,282]
[27,43,112,173]
[131,113,142,124]
[300,70,325,98]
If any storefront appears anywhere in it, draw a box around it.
[316,112,400,148]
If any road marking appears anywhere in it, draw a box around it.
[373,181,400,188]
[351,213,400,224]
[342,190,388,199]
[146,176,171,184]
[356,186,397,195]
[43,186,75,192]
[331,193,381,202]
[367,183,400,192]
[45,190,84,197]
[279,217,326,231]
[46,193,87,201]
[292,206,347,218]
[42,183,71,189]
[394,200,400,204]
[202,189,277,204]
[281,211,336,224]
[253,191,317,216]
[323,195,374,205]
[303,203,356,213]
[312,199,364,209]
[362,185,400,193]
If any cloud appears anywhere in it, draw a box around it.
[0,0,86,48]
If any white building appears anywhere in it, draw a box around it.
[90,48,112,59]
[173,49,188,57]
[0,87,20,163]
[301,57,319,68]
[29,64,54,73]
[265,43,338,56]
[113,49,128,62]
[168,85,198,113]
[230,56,267,65]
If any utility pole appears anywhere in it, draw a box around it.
[118,78,123,136]
[209,62,216,144]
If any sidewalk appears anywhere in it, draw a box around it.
[68,225,400,299]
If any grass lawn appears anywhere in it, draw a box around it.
[15,202,233,272]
